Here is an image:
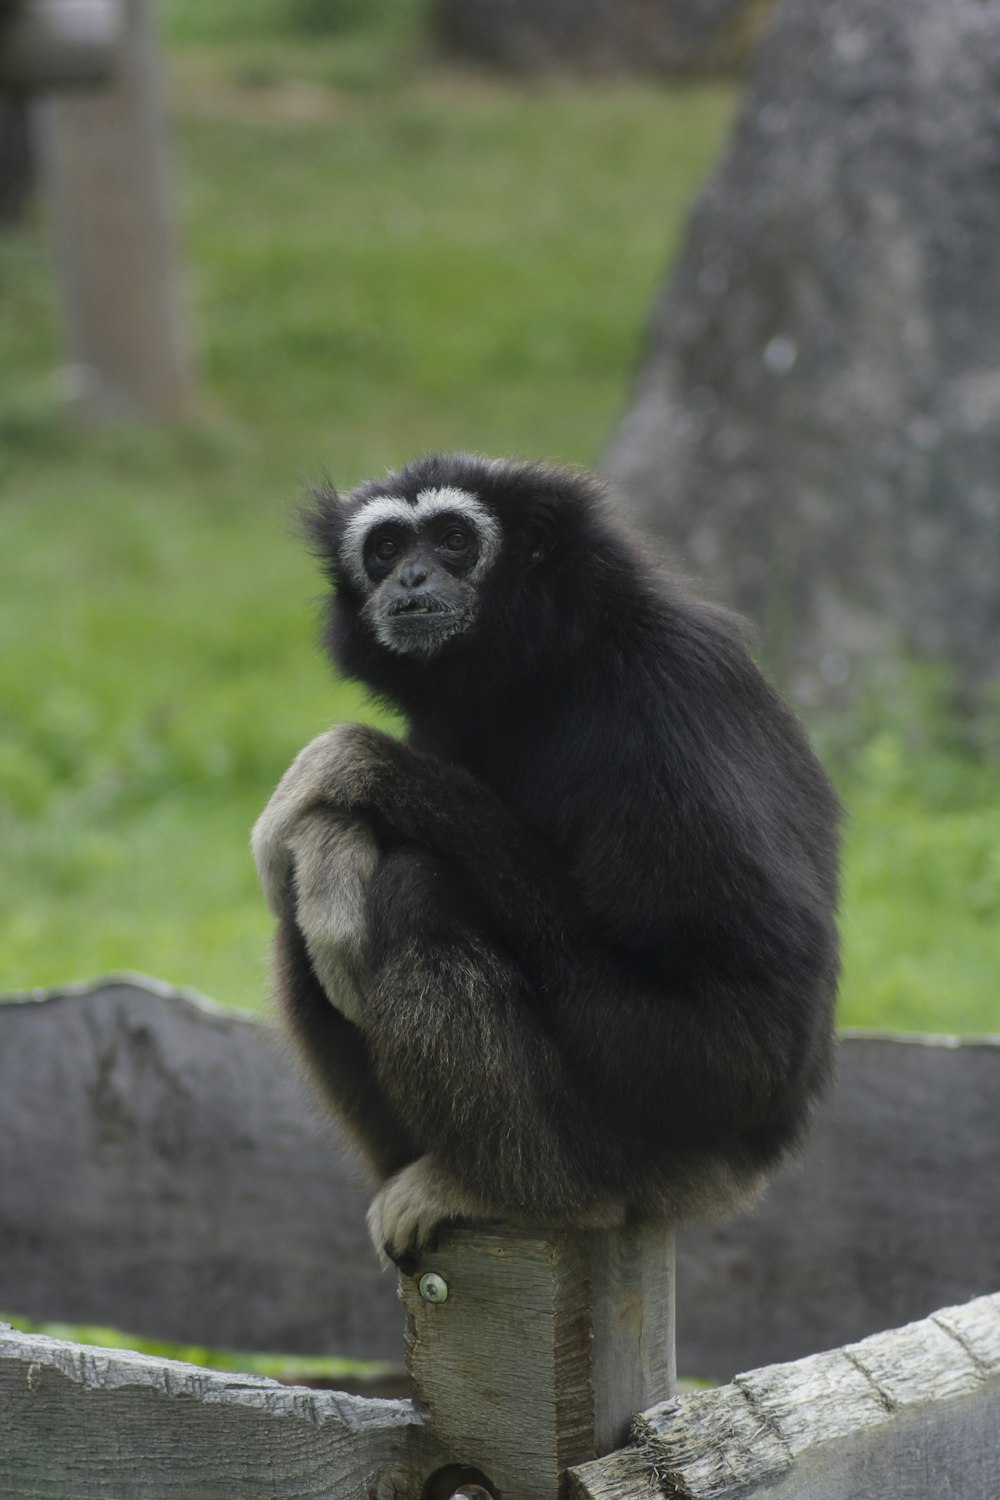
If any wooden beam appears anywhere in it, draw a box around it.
[0,978,400,1360]
[0,1324,433,1500]
[675,1029,1000,1378]
[1,979,999,1376]
[32,0,192,420]
[570,1291,1000,1500]
[399,1223,675,1500]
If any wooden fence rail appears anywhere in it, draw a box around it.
[1,977,997,1375]
[0,1325,432,1500]
[570,1291,1000,1499]
[1,976,999,1498]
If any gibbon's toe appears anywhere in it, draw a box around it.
[367,1155,480,1269]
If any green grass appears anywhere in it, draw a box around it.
[838,720,1000,1033]
[0,1310,393,1387]
[1,19,998,1033]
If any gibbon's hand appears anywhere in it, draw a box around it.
[252,732,384,1026]
[251,722,389,913]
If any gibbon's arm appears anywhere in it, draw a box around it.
[252,719,582,1009]
[268,725,825,1147]
[257,722,587,949]
[270,913,420,1182]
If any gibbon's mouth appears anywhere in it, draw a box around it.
[366,586,476,657]
[387,595,452,617]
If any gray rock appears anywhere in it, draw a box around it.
[605,0,1000,721]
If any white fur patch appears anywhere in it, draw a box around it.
[341,486,501,592]
[289,812,378,1027]
[250,730,380,1025]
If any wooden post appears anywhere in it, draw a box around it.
[32,0,192,420]
[399,1223,676,1500]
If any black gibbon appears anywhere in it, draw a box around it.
[252,454,841,1268]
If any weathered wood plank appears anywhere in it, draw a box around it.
[564,1447,656,1500]
[589,1222,676,1453]
[0,977,399,1359]
[570,1292,1000,1500]
[2,981,998,1376]
[676,1029,1000,1377]
[399,1223,675,1500]
[0,1324,432,1500]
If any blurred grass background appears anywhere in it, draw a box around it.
[1,0,998,1033]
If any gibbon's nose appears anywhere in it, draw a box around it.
[399,560,429,589]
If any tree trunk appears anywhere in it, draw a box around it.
[605,0,1000,725]
[0,96,32,221]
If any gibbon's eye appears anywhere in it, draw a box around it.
[373,535,400,562]
[440,527,469,553]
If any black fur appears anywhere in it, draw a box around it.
[268,453,841,1243]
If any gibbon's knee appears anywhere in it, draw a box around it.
[366,843,493,959]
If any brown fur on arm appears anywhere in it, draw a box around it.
[272,914,418,1183]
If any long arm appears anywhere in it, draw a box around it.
[256,723,589,963]
[270,913,419,1180]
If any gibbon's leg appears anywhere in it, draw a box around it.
[259,724,589,966]
[258,729,809,1247]
[254,784,422,1180]
[258,728,780,1133]
[271,914,420,1183]
[359,846,627,1265]
[255,762,386,1025]
[336,736,830,1218]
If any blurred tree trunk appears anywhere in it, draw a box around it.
[0,96,33,221]
[604,0,1000,727]
[435,0,771,77]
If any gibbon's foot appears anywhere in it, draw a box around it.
[367,1155,485,1271]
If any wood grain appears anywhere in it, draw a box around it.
[2,981,998,1379]
[0,1324,432,1500]
[675,1029,1000,1378]
[588,1222,676,1453]
[399,1224,674,1500]
[571,1291,1000,1499]
[0,977,399,1359]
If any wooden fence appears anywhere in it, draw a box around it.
[1,976,998,1497]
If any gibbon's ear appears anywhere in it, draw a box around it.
[516,507,558,566]
[300,482,349,585]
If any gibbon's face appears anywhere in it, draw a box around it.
[341,485,502,659]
